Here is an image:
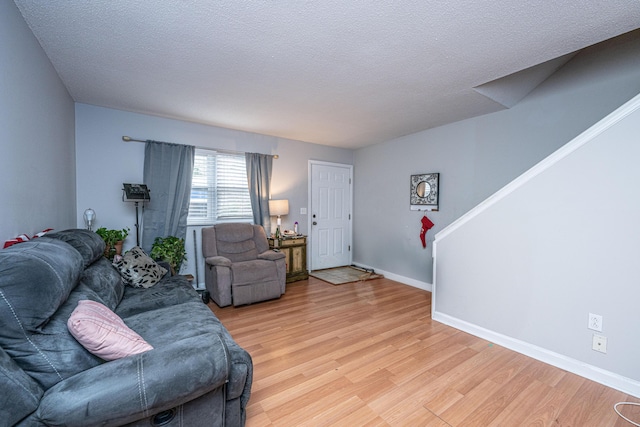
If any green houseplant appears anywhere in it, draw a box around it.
[96,227,129,260]
[150,236,186,275]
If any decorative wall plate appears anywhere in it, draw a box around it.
[410,173,439,211]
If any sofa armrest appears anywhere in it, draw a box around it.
[31,332,230,427]
[258,250,286,261]
[205,255,232,268]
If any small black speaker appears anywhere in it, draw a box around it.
[201,290,210,304]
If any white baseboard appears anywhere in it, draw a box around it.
[350,263,432,292]
[433,311,640,398]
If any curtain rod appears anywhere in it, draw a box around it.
[122,136,278,159]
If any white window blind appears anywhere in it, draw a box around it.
[187,149,253,225]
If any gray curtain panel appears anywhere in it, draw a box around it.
[245,153,273,236]
[141,141,195,253]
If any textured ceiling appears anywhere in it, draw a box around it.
[13,1,640,149]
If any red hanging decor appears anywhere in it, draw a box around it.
[420,215,434,248]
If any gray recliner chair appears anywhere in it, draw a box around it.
[202,223,286,307]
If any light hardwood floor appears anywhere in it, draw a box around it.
[209,277,640,426]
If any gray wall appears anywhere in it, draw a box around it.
[75,103,353,285]
[352,31,640,289]
[0,1,76,240]
[434,95,640,394]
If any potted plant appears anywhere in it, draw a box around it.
[96,227,130,260]
[150,236,186,275]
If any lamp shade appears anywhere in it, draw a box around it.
[269,199,289,216]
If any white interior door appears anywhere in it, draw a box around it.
[309,161,353,271]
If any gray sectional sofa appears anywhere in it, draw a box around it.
[0,229,252,426]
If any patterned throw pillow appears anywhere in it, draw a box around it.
[113,246,167,288]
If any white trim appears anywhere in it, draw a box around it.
[353,263,432,292]
[433,311,640,398]
[435,93,640,242]
[431,240,437,319]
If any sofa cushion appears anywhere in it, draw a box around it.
[214,224,259,262]
[115,275,195,319]
[122,300,215,348]
[80,257,125,310]
[0,238,82,330]
[0,287,107,390]
[0,345,43,426]
[217,239,258,263]
[114,246,167,288]
[46,229,105,267]
[231,259,279,285]
[68,300,153,361]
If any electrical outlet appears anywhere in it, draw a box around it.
[592,334,607,353]
[588,313,603,332]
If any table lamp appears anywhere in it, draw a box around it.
[269,199,289,236]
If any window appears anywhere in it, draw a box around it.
[187,149,253,225]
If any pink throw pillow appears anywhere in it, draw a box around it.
[67,300,153,361]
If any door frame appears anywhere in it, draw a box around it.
[307,160,354,271]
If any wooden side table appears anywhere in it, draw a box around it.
[268,236,309,283]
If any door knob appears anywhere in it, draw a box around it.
[312,221,317,225]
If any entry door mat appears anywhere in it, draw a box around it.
[309,266,384,285]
